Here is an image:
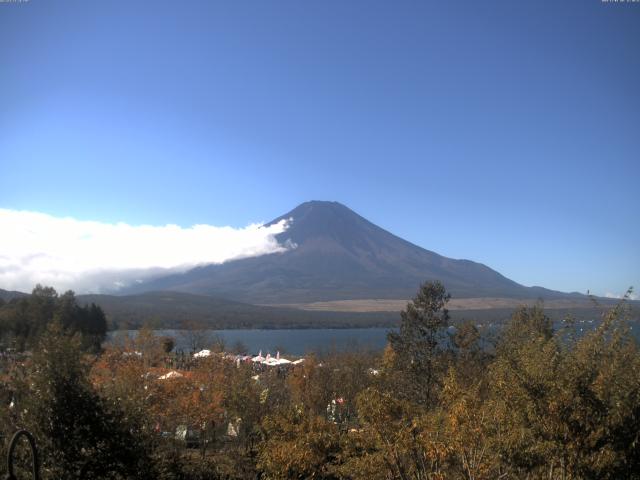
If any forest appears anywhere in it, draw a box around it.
[0,282,638,479]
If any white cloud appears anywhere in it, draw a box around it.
[0,209,291,294]
[604,291,638,301]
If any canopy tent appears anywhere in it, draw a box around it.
[158,370,184,380]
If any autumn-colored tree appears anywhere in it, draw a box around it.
[223,362,267,450]
[340,386,451,480]
[132,324,167,368]
[288,355,333,416]
[490,300,640,479]
[327,350,377,426]
[450,321,488,386]
[440,368,500,480]
[258,407,341,480]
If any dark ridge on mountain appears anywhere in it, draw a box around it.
[126,201,587,304]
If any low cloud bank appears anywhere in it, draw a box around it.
[0,209,291,294]
[605,291,638,301]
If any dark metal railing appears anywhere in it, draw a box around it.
[4,430,39,480]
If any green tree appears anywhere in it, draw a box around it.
[54,290,107,353]
[17,322,154,479]
[387,281,451,406]
[0,286,107,352]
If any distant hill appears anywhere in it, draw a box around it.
[78,291,638,330]
[128,201,587,304]
[75,291,633,330]
[0,288,29,302]
[3,288,635,330]
[76,291,397,329]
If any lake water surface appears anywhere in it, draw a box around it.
[109,328,394,356]
[108,319,638,356]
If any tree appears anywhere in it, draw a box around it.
[132,324,166,368]
[440,368,499,480]
[54,290,107,353]
[159,336,176,354]
[258,408,341,480]
[451,321,490,387]
[0,286,107,353]
[17,322,154,479]
[387,281,451,406]
[339,386,451,480]
[179,321,210,353]
[288,355,333,417]
[231,340,249,355]
[489,301,640,479]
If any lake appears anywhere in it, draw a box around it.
[108,319,638,356]
[109,328,395,356]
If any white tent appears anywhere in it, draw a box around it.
[158,370,184,380]
[250,350,297,366]
[263,356,279,366]
[263,356,292,366]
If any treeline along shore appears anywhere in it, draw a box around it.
[0,283,638,479]
[2,286,636,332]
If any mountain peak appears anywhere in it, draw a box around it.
[267,201,380,248]
[268,200,352,224]
[128,201,572,303]
[301,200,346,208]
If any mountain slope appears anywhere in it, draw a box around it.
[77,291,396,329]
[127,201,581,303]
[77,291,631,330]
[0,288,29,302]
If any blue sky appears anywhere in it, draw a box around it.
[0,0,638,297]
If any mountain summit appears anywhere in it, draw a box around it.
[127,201,574,303]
